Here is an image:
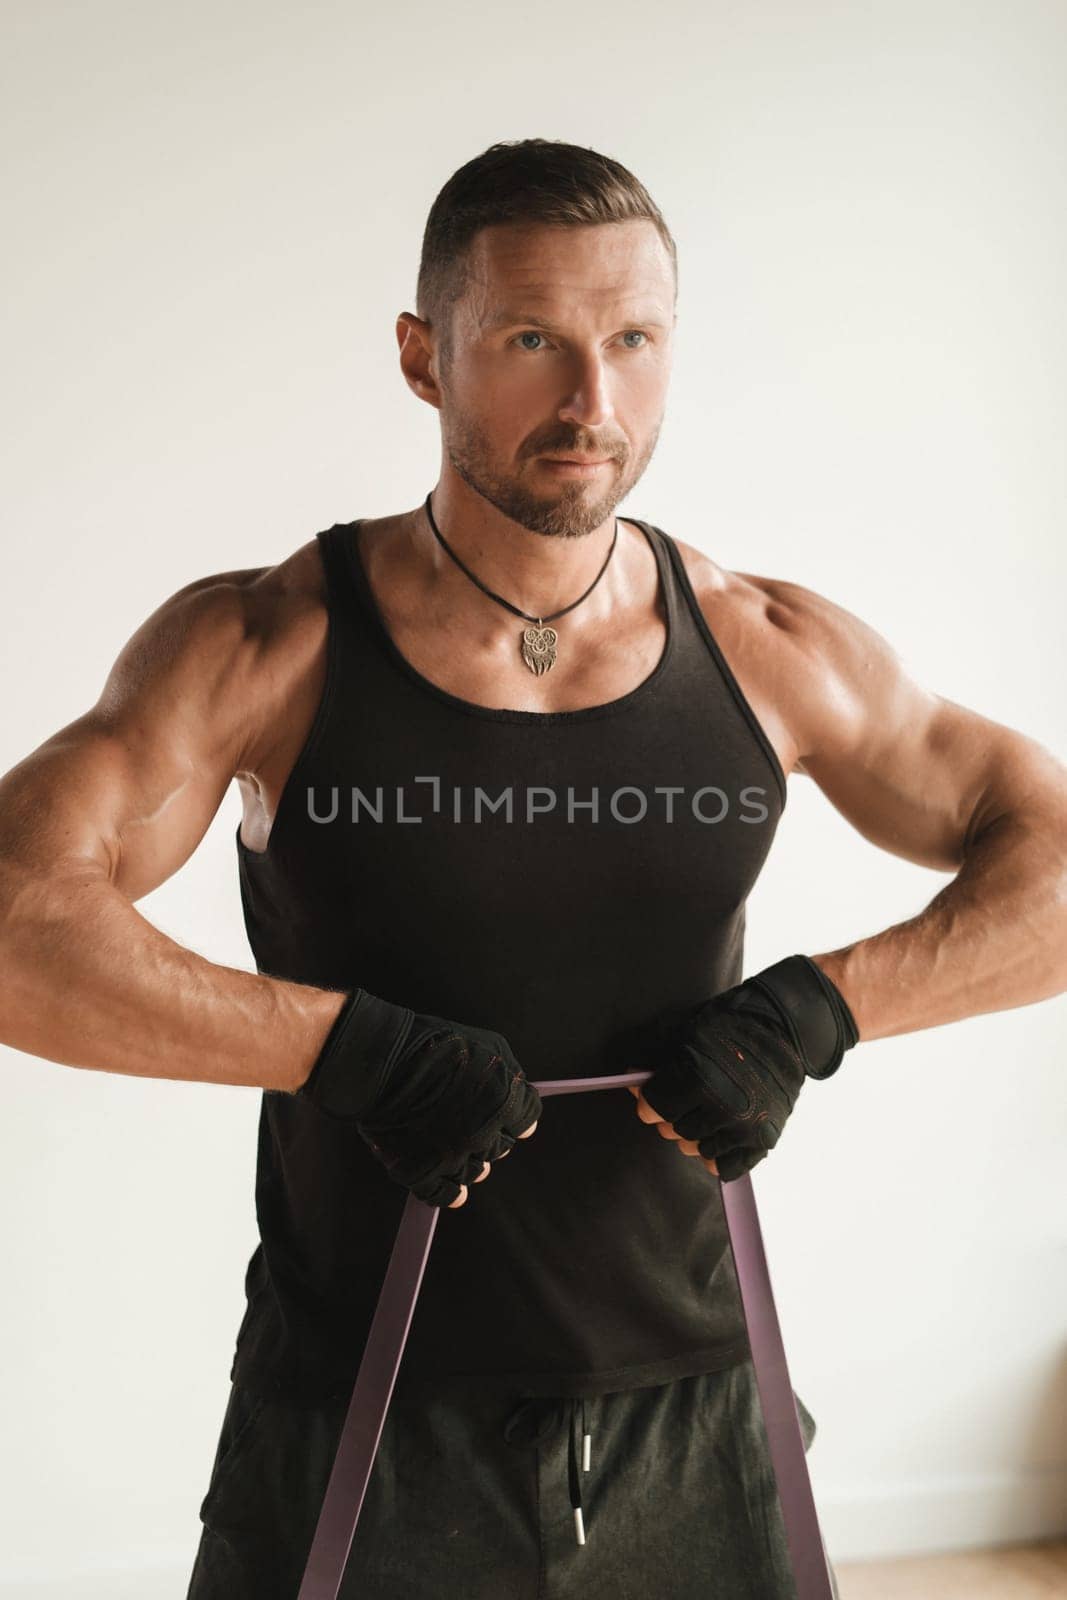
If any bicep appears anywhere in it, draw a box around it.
[766,580,1061,872]
[0,715,234,902]
[0,579,262,903]
[800,690,1023,872]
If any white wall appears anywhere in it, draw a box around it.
[1,0,1065,1592]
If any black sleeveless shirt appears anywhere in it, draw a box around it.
[230,514,788,1403]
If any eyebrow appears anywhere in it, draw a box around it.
[484,310,671,334]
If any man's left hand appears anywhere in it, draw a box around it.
[628,955,860,1183]
[629,1082,724,1176]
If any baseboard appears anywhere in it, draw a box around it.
[818,1462,1067,1563]
[0,1556,192,1599]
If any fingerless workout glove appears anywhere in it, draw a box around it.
[297,988,543,1209]
[641,955,859,1183]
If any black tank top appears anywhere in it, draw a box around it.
[230,514,788,1403]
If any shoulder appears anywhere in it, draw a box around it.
[666,532,835,649]
[655,530,1065,871]
[662,532,909,775]
[98,537,328,775]
[106,538,325,676]
[664,532,759,617]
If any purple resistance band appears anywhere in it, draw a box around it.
[297,1072,837,1599]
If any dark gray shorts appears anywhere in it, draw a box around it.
[186,1360,841,1600]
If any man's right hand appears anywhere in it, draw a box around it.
[295,989,541,1209]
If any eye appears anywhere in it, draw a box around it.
[513,331,551,352]
[510,329,651,353]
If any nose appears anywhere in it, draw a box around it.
[557,351,615,431]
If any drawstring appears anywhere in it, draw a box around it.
[567,1398,590,1545]
[502,1395,593,1546]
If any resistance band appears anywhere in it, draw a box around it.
[297,1070,837,1599]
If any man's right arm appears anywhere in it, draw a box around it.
[0,568,345,1093]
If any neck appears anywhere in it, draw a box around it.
[417,474,621,621]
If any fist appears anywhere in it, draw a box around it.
[626,983,809,1182]
[446,1115,539,1208]
[628,1084,720,1178]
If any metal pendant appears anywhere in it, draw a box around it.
[521,621,558,675]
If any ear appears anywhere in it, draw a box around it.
[396,312,443,411]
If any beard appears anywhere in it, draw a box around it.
[439,399,662,540]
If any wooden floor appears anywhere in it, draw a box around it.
[835,1539,1067,1598]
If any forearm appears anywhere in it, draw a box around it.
[811,807,1067,1042]
[0,863,346,1092]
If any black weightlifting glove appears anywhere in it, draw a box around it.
[640,955,859,1184]
[297,988,542,1209]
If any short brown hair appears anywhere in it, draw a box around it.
[416,138,677,366]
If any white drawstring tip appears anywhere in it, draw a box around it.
[573,1506,586,1545]
[582,1431,591,1472]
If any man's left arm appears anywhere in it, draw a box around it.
[770,576,1067,1039]
[632,576,1067,1177]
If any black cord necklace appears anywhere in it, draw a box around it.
[422,489,619,676]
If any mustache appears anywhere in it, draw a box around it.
[529,438,625,458]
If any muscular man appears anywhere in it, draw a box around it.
[2,138,1064,1600]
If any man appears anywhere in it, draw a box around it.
[0,136,1064,1600]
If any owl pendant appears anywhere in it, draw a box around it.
[521,622,558,675]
